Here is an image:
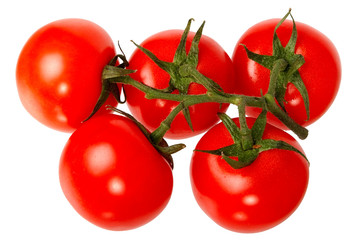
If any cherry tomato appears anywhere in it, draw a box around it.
[59,114,173,230]
[190,118,309,233]
[124,30,237,139]
[16,18,117,132]
[232,19,341,129]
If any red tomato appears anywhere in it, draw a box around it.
[232,19,341,129]
[59,114,173,230]
[124,30,237,139]
[190,118,309,233]
[16,18,117,132]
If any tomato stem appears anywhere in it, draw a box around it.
[237,100,254,151]
[264,93,308,139]
[104,63,308,142]
[104,64,308,140]
[267,59,288,95]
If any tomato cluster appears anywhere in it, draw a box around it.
[16,10,341,233]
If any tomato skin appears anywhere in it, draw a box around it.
[59,114,173,231]
[16,18,117,132]
[232,19,341,129]
[190,118,309,233]
[125,30,237,139]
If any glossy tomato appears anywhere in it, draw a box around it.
[59,114,173,230]
[190,118,309,233]
[125,30,237,139]
[232,19,341,129]
[16,18,117,132]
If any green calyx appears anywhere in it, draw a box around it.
[84,49,134,122]
[241,8,310,121]
[196,111,308,169]
[131,18,223,132]
[108,107,185,169]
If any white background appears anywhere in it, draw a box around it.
[1,0,358,239]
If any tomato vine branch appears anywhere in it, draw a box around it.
[105,65,308,140]
[88,9,310,170]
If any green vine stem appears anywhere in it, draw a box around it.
[105,65,308,141]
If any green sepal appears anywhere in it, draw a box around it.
[156,143,187,155]
[102,65,136,80]
[217,112,242,144]
[240,44,277,69]
[257,139,309,164]
[173,18,204,68]
[196,112,260,169]
[196,137,308,170]
[195,145,259,170]
[84,58,135,122]
[196,144,239,157]
[109,107,186,169]
[290,71,310,120]
[196,108,308,169]
[251,109,268,142]
[83,79,117,122]
[131,40,174,75]
[173,18,194,64]
[284,10,298,53]
[131,18,222,132]
[221,150,259,169]
[156,143,186,169]
[186,20,205,66]
[241,8,310,121]
[272,10,292,56]
[179,64,224,94]
[181,101,194,132]
[285,53,305,77]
